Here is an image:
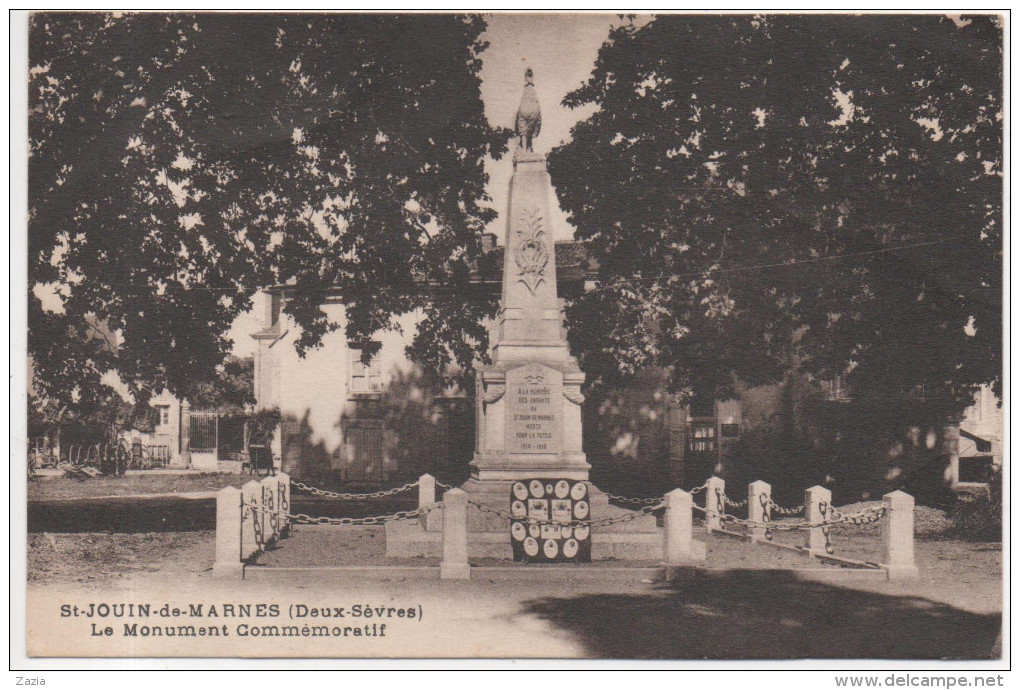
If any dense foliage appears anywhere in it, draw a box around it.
[187,355,254,413]
[29,13,507,415]
[549,15,1002,410]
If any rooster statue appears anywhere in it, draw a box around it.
[515,68,542,152]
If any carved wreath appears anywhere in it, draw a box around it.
[513,207,549,295]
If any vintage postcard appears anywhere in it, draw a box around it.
[15,11,1005,668]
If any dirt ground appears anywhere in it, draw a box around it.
[26,526,1001,603]
[23,502,1002,659]
[24,528,1001,659]
[27,531,215,585]
[26,517,1002,612]
[27,473,252,500]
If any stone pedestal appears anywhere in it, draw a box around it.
[470,152,590,483]
[471,361,589,481]
[387,148,661,561]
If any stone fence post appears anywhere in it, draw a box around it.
[660,487,701,563]
[704,476,725,533]
[213,487,243,578]
[276,472,291,537]
[418,473,440,531]
[241,479,262,561]
[804,485,832,557]
[748,480,771,542]
[179,400,191,468]
[883,490,919,580]
[418,473,436,508]
[440,488,469,580]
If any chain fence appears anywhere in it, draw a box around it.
[722,494,748,509]
[603,481,708,505]
[601,491,668,506]
[703,502,887,532]
[436,479,706,509]
[286,477,886,535]
[769,499,805,516]
[287,507,435,526]
[244,497,435,526]
[291,479,419,500]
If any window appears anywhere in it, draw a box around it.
[720,423,740,439]
[155,405,170,426]
[349,345,382,394]
[688,423,716,453]
[824,375,851,401]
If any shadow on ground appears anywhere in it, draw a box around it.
[28,495,415,533]
[520,569,1000,659]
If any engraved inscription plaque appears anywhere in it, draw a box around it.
[506,363,563,454]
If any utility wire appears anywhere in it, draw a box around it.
[39,237,957,293]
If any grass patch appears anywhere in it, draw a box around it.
[27,473,251,501]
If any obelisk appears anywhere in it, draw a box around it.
[387,71,662,560]
[468,69,589,483]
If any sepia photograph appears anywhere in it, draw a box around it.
[14,10,1005,669]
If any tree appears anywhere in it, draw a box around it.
[549,14,1002,412]
[27,308,147,444]
[29,13,508,412]
[188,355,255,414]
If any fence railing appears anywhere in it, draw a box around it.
[694,477,917,579]
[54,442,172,472]
[212,473,918,582]
[213,473,292,577]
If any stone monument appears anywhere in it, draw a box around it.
[467,68,588,484]
[387,69,660,560]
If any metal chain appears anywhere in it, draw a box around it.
[437,479,707,505]
[243,498,289,519]
[711,504,887,531]
[722,494,748,509]
[718,487,727,515]
[468,498,663,528]
[426,481,884,531]
[819,500,835,554]
[829,505,890,526]
[287,506,436,526]
[601,491,666,506]
[768,499,805,517]
[242,498,434,526]
[291,479,418,500]
[765,505,888,532]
